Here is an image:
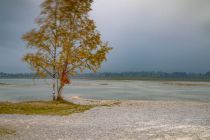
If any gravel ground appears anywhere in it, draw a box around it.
[1,99,210,140]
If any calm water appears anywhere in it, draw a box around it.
[0,79,210,102]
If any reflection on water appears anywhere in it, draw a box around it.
[0,79,210,102]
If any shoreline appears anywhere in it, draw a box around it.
[67,96,210,106]
[1,95,210,105]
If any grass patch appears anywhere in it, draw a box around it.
[100,101,121,107]
[0,127,15,137]
[0,100,93,116]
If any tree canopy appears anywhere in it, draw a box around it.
[22,0,112,100]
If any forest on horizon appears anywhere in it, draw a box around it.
[1,71,210,81]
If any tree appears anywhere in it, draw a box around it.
[22,0,112,101]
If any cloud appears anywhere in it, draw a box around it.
[91,0,210,73]
[0,0,42,72]
[0,0,210,73]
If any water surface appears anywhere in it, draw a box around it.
[0,79,210,102]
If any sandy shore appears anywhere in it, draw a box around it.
[1,97,210,140]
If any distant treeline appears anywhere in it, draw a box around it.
[1,72,210,81]
[0,73,37,79]
[74,72,210,81]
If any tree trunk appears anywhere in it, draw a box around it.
[52,75,56,101]
[53,0,58,101]
[56,84,64,101]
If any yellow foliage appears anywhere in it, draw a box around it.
[22,0,112,98]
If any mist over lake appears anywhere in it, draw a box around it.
[1,79,210,103]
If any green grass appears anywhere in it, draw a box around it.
[0,128,15,137]
[0,100,93,116]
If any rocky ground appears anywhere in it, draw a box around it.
[1,98,210,140]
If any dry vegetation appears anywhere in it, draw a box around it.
[0,127,15,137]
[0,100,93,116]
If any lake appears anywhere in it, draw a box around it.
[0,79,210,102]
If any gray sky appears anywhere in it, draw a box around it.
[0,0,210,73]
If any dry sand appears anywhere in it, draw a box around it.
[1,97,210,140]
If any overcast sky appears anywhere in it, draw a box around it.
[0,0,210,73]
